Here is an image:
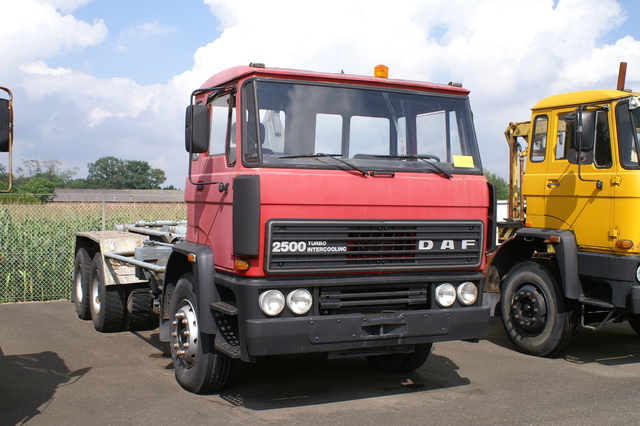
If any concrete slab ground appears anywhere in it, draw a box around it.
[2,301,640,425]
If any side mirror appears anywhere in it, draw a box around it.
[0,98,10,153]
[185,104,210,154]
[575,109,595,151]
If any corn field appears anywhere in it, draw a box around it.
[0,196,186,303]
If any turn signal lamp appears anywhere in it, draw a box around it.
[235,259,250,271]
[549,236,561,244]
[374,65,389,78]
[616,239,634,249]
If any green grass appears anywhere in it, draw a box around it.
[0,202,186,303]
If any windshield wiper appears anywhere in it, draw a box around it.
[278,153,369,176]
[373,154,453,179]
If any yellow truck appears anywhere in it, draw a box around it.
[0,86,13,192]
[487,63,640,356]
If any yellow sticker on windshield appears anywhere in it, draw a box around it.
[453,155,475,168]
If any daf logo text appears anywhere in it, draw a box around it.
[417,239,477,250]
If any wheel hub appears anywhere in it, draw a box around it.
[171,300,199,368]
[91,276,101,316]
[511,284,547,335]
[74,265,83,302]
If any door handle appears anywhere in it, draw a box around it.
[547,182,560,188]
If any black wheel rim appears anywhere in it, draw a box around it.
[511,283,548,336]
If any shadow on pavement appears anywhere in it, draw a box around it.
[131,331,470,409]
[484,315,640,367]
[216,350,468,410]
[0,347,90,425]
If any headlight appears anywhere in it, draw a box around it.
[457,282,478,306]
[286,289,312,315]
[258,290,285,316]
[435,283,456,307]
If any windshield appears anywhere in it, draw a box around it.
[241,80,482,174]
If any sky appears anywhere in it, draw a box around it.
[2,0,640,189]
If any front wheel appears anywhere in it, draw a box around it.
[169,273,234,393]
[366,343,432,373]
[500,259,579,357]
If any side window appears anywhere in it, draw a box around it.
[593,110,612,168]
[530,115,548,162]
[556,115,571,160]
[616,102,640,168]
[226,96,237,166]
[556,110,611,168]
[208,94,232,156]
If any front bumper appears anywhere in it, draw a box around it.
[244,306,490,356]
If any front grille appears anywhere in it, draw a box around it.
[319,284,428,314]
[265,220,483,274]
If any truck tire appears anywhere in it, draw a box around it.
[124,287,157,331]
[72,248,93,320]
[366,343,432,373]
[89,254,125,332]
[169,273,234,393]
[500,259,579,357]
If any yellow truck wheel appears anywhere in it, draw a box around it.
[500,259,579,357]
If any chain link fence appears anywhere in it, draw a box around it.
[0,194,186,303]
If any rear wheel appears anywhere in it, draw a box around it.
[89,254,125,332]
[366,343,432,373]
[124,287,157,331]
[169,273,234,393]
[500,259,579,357]
[72,248,93,320]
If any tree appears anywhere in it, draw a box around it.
[87,156,166,189]
[15,159,78,188]
[484,170,509,200]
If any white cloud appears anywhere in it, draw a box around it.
[0,0,107,82]
[19,61,72,76]
[35,0,95,14]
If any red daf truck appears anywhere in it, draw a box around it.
[73,64,494,393]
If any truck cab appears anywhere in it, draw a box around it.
[173,64,493,391]
[489,83,640,357]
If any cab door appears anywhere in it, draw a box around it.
[187,91,237,268]
[543,107,615,252]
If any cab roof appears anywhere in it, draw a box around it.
[533,89,639,110]
[198,65,470,96]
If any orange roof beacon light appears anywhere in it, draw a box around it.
[374,64,389,79]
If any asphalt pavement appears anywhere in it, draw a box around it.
[2,300,640,425]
